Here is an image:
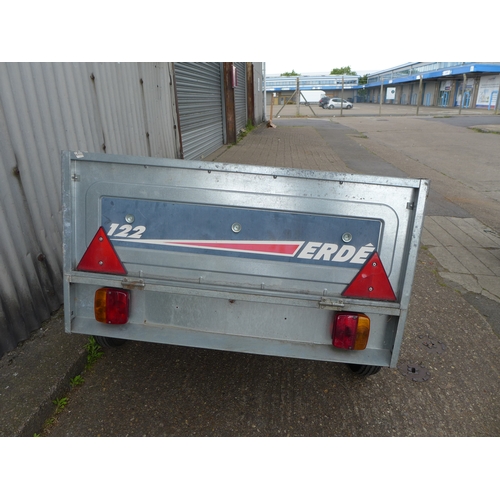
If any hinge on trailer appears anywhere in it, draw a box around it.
[318,298,345,310]
[406,202,415,210]
[121,278,145,290]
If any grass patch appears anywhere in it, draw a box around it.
[53,397,69,413]
[86,336,104,368]
[70,375,85,388]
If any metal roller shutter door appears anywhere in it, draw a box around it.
[174,62,225,160]
[234,62,247,133]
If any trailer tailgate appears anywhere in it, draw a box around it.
[63,151,428,368]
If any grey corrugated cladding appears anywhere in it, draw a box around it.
[0,62,180,357]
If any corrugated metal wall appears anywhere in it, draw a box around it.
[234,62,247,133]
[0,62,180,357]
[174,62,225,160]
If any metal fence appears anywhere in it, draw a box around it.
[0,62,180,357]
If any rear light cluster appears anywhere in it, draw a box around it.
[94,288,130,324]
[332,313,370,350]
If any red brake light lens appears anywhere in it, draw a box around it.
[77,227,127,275]
[94,288,130,324]
[332,313,370,350]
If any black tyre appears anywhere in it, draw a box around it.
[94,335,127,348]
[328,105,334,109]
[347,364,382,376]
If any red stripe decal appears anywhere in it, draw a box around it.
[116,238,305,256]
[176,241,301,255]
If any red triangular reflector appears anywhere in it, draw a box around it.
[342,251,397,301]
[76,227,127,275]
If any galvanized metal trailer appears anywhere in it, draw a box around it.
[62,151,428,376]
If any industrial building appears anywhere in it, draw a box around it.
[266,74,361,105]
[266,62,500,110]
[365,62,500,109]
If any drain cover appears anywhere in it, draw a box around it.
[399,363,431,382]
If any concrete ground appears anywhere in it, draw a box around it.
[1,103,499,437]
[266,104,500,304]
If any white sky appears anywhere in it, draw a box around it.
[263,44,478,76]
[264,59,408,76]
[4,6,496,75]
[264,47,496,76]
[240,20,496,77]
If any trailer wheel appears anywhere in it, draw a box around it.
[94,336,127,348]
[347,364,382,376]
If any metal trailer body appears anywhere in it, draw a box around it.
[62,151,428,370]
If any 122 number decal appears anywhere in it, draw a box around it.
[107,223,146,239]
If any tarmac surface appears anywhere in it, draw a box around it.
[1,103,499,437]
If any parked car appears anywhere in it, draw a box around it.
[318,96,330,108]
[325,98,353,109]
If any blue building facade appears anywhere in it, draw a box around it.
[365,62,500,109]
[266,63,500,109]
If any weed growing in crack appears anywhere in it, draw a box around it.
[70,375,84,388]
[86,336,104,368]
[52,397,69,413]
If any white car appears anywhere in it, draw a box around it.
[324,98,353,109]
